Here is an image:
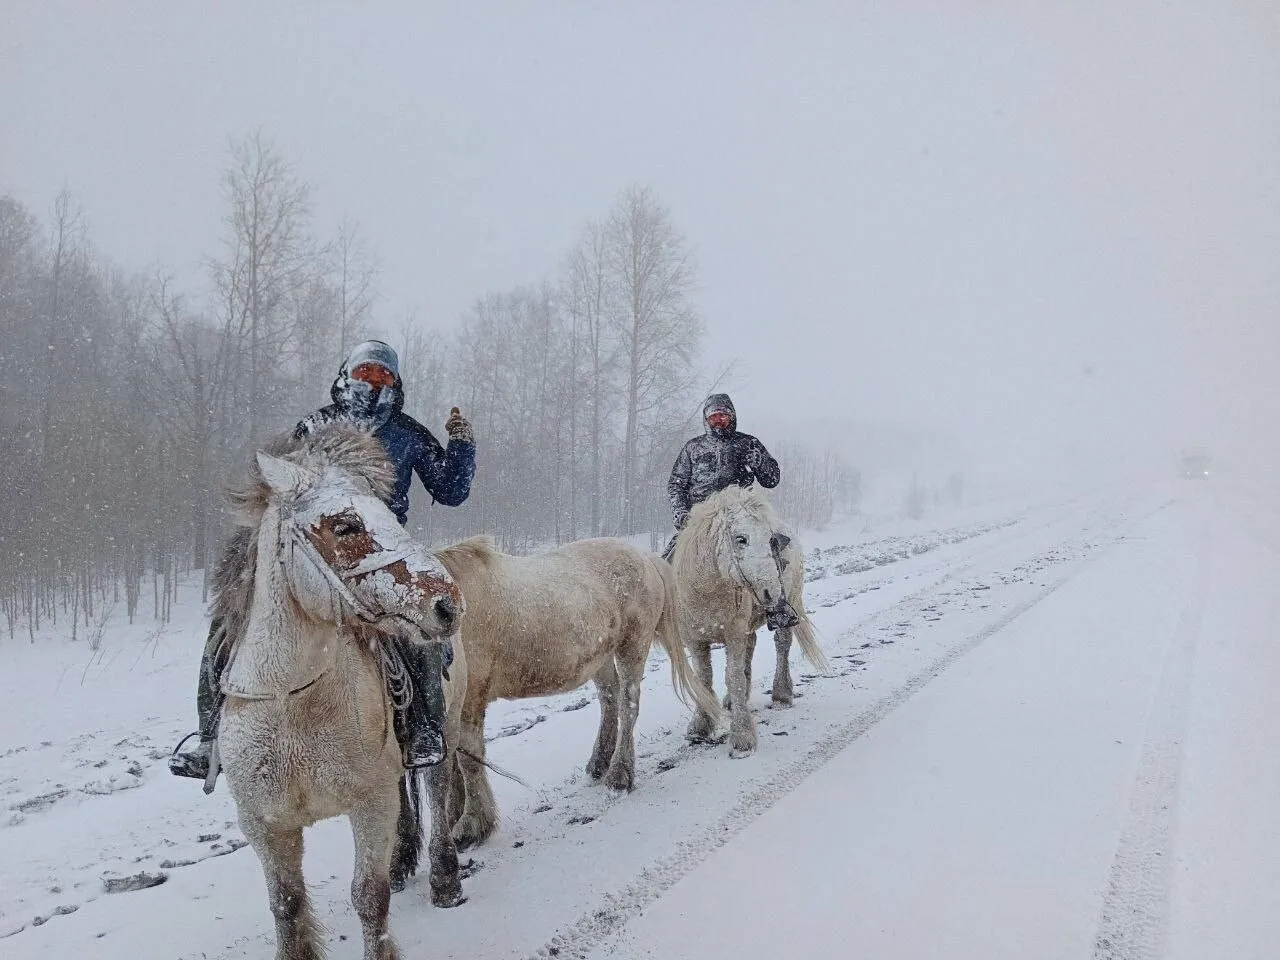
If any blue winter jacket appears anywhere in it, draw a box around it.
[295,405,475,525]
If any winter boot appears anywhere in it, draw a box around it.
[169,619,226,786]
[393,634,451,769]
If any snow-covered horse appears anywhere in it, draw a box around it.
[213,423,469,960]
[669,484,828,757]
[435,536,722,849]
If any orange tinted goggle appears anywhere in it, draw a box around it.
[350,362,397,389]
[706,412,732,426]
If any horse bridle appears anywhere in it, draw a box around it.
[731,534,790,615]
[278,507,426,631]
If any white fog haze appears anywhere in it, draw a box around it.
[6,2,1276,491]
[2,3,1278,959]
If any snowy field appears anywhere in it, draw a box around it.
[3,481,1277,959]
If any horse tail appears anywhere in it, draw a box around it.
[790,609,830,673]
[655,559,723,722]
[390,769,425,887]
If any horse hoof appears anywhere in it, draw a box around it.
[603,769,634,793]
[729,746,756,759]
[770,696,794,709]
[432,888,468,909]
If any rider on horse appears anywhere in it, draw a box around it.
[171,339,476,783]
[663,393,798,629]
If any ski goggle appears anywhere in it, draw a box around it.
[349,362,397,389]
[706,411,732,429]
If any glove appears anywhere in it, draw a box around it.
[445,407,474,444]
[674,511,689,531]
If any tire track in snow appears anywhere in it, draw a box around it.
[1091,516,1210,960]
[519,523,1130,960]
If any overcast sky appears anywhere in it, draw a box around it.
[4,1,1277,483]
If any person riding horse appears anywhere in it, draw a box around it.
[663,393,798,630]
[171,339,476,783]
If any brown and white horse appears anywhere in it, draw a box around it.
[213,424,467,960]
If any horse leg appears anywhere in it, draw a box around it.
[240,816,322,960]
[686,641,717,743]
[772,627,795,706]
[425,759,466,907]
[452,711,498,849]
[586,657,620,781]
[447,752,467,829]
[603,648,644,793]
[723,630,757,708]
[726,633,758,758]
[349,793,402,960]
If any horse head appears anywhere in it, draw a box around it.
[706,486,796,626]
[255,449,462,640]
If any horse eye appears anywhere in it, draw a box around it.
[331,518,365,538]
[735,535,749,546]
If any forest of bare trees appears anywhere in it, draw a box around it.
[0,132,859,638]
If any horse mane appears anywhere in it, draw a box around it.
[672,484,786,571]
[209,421,398,660]
[436,535,501,579]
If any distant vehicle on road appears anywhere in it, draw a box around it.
[1179,450,1211,479]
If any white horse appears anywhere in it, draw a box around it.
[214,424,468,960]
[435,536,722,849]
[669,484,828,757]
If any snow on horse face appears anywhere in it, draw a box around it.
[670,484,827,758]
[718,501,792,620]
[217,428,469,960]
[264,454,463,638]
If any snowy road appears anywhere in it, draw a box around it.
[592,490,1278,960]
[5,486,1276,959]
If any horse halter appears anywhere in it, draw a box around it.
[277,506,427,632]
[731,531,792,615]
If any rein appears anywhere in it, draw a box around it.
[280,511,422,631]
[222,507,424,703]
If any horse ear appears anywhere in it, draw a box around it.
[256,451,318,496]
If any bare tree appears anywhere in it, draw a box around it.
[332,216,378,360]
[563,220,618,537]
[607,186,702,532]
[213,130,312,443]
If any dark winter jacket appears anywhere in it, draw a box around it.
[294,344,475,525]
[667,394,780,523]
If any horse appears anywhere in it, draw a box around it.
[212,423,469,960]
[669,483,828,758]
[435,536,722,849]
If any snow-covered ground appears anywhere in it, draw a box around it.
[3,481,1276,959]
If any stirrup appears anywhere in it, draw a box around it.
[167,732,208,779]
